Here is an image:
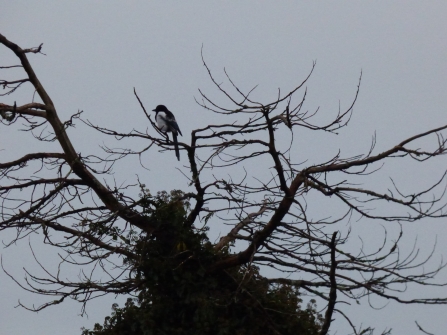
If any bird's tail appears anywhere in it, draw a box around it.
[173,132,180,161]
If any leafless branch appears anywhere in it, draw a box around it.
[1,34,447,334]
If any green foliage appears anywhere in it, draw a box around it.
[82,190,323,335]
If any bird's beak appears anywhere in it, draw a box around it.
[152,109,156,112]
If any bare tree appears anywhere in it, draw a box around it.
[1,33,447,334]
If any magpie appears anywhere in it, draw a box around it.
[152,105,182,161]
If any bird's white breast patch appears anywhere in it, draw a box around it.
[156,112,170,132]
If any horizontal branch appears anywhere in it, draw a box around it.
[308,124,447,174]
[0,152,66,169]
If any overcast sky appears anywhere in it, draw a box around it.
[1,2,447,334]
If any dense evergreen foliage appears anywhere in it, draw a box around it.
[82,191,323,335]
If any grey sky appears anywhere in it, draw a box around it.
[1,2,447,334]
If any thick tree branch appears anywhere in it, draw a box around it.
[0,33,155,233]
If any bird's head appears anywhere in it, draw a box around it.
[152,105,168,112]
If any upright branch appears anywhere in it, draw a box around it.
[320,232,338,335]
